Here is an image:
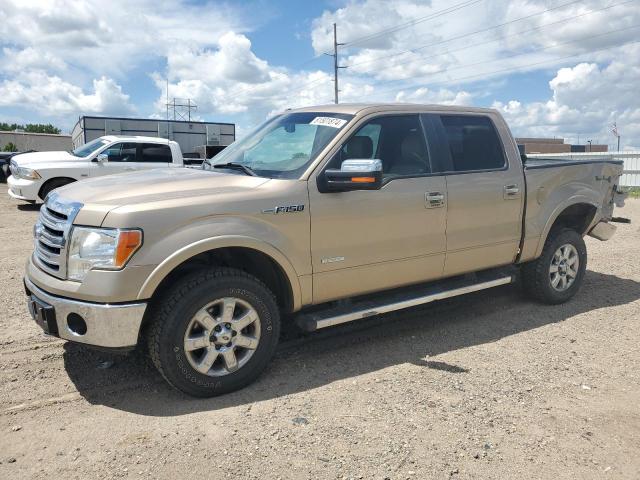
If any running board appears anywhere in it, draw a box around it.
[296,272,515,332]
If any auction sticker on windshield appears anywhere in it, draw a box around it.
[310,117,348,128]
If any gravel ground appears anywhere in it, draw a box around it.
[1,185,639,480]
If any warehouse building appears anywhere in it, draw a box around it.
[516,137,608,154]
[0,131,72,152]
[71,116,236,157]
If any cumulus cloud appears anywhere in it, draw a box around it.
[493,42,640,148]
[0,72,134,115]
[1,0,638,147]
[0,0,245,119]
[153,32,336,124]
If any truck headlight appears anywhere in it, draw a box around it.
[67,227,143,281]
[14,166,41,180]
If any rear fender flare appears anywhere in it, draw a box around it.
[534,195,600,257]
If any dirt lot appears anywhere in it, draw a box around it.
[0,185,639,480]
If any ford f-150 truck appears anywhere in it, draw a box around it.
[8,136,184,203]
[23,104,626,397]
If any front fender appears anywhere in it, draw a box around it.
[137,235,304,311]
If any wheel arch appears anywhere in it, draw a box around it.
[534,198,598,257]
[38,176,77,200]
[138,236,302,313]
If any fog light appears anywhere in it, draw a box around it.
[67,313,87,335]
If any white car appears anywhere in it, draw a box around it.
[7,136,185,202]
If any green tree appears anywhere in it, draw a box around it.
[0,123,20,132]
[0,122,61,134]
[3,142,18,152]
[24,123,61,134]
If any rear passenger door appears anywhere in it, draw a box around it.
[135,143,172,169]
[426,114,523,276]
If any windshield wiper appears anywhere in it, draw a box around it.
[213,162,257,176]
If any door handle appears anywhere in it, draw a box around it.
[425,192,445,208]
[124,167,136,171]
[503,184,520,199]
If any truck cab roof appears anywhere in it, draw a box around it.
[100,135,179,146]
[287,103,499,116]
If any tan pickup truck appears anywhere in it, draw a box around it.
[24,104,627,397]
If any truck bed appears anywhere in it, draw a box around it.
[524,156,624,169]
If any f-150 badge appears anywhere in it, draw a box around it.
[262,204,305,214]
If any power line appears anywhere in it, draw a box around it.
[366,37,640,99]
[353,23,640,92]
[345,0,585,69]
[292,0,634,102]
[348,0,635,80]
[224,0,485,102]
[341,0,484,48]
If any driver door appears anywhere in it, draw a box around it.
[91,142,139,177]
[309,114,447,303]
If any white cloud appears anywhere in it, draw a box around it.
[0,0,246,76]
[153,31,336,124]
[0,72,134,116]
[2,47,66,73]
[0,0,639,147]
[493,42,640,149]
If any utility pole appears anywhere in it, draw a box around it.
[612,122,621,151]
[329,23,346,104]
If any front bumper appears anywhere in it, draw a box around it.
[7,175,41,201]
[24,276,147,348]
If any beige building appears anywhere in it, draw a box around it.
[516,137,608,154]
[0,131,72,152]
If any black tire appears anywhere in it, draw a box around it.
[521,227,587,304]
[146,268,281,397]
[39,178,74,201]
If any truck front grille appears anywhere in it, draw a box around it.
[33,192,82,279]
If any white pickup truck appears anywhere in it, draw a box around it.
[7,136,184,202]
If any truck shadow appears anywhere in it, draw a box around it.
[63,270,640,416]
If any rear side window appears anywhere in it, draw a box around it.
[439,115,505,172]
[140,144,172,163]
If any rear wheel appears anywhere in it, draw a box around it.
[147,268,280,397]
[521,228,587,304]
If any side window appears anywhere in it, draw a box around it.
[439,115,505,172]
[140,143,172,163]
[104,143,137,162]
[332,115,430,179]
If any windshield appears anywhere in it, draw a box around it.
[209,112,353,179]
[72,138,110,157]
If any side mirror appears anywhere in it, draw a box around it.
[95,153,108,163]
[323,159,383,192]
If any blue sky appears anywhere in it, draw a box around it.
[1,0,639,148]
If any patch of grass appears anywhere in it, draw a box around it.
[622,187,640,199]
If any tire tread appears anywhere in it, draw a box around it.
[146,267,278,396]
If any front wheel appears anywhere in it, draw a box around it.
[39,178,74,201]
[147,268,281,397]
[521,228,587,304]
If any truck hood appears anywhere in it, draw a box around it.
[12,151,80,165]
[56,167,270,208]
